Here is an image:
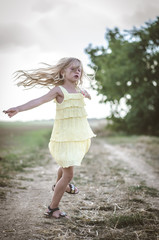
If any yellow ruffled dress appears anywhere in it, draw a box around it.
[49,85,96,168]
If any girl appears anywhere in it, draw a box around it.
[3,57,96,219]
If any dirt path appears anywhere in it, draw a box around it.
[103,142,159,190]
[0,137,159,240]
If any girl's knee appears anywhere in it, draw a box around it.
[58,167,62,174]
[62,167,74,182]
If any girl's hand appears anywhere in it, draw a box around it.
[80,89,91,100]
[3,107,19,118]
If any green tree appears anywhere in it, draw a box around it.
[85,17,159,135]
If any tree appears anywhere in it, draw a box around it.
[85,17,159,135]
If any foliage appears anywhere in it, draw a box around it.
[85,17,159,135]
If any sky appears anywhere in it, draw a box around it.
[0,0,159,121]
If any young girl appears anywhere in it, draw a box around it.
[3,57,96,219]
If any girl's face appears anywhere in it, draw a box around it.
[63,61,82,84]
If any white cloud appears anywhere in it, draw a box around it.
[34,1,112,54]
[120,0,159,29]
[0,23,37,50]
[32,0,70,13]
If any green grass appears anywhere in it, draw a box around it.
[104,134,138,145]
[16,128,51,150]
[0,120,53,127]
[0,122,52,186]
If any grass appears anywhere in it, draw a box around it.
[15,128,51,150]
[109,213,144,228]
[104,134,139,145]
[0,121,52,188]
[70,209,159,239]
[128,185,159,197]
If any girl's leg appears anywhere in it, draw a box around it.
[54,167,78,193]
[55,167,63,184]
[49,166,74,218]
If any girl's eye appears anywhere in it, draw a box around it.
[70,67,81,72]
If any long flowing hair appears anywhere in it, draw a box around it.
[14,57,94,89]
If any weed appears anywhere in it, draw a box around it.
[109,213,144,228]
[17,186,28,190]
[129,198,145,203]
[18,176,34,181]
[128,185,159,197]
[0,189,6,199]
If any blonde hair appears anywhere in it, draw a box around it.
[14,57,92,89]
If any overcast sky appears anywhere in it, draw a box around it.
[0,0,159,121]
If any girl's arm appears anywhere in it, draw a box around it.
[3,86,60,118]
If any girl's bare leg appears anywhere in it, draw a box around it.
[49,166,74,218]
[55,167,63,184]
[54,167,78,193]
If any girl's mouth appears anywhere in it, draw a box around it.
[74,74,79,78]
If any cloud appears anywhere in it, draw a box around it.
[32,0,60,13]
[34,1,112,53]
[0,0,158,54]
[32,0,76,13]
[0,23,37,51]
[120,0,159,29]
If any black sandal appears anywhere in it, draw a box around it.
[52,183,79,194]
[44,206,67,218]
[66,183,79,194]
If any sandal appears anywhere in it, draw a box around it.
[52,183,79,194]
[44,206,67,218]
[66,183,79,194]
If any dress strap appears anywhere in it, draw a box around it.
[58,86,69,97]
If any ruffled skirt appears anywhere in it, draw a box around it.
[49,139,91,168]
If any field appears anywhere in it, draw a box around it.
[0,119,159,240]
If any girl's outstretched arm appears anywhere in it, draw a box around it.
[3,87,60,118]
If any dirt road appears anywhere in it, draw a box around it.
[0,134,159,240]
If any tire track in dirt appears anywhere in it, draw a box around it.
[103,142,159,190]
